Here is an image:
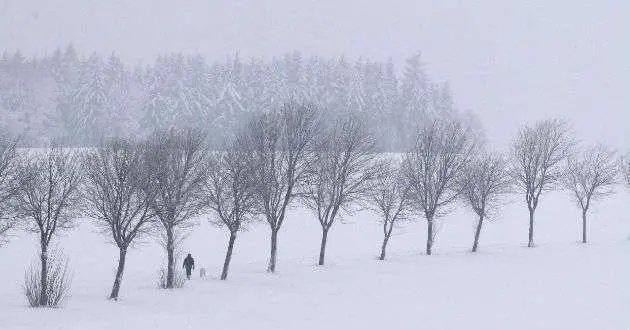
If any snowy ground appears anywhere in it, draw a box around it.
[1,192,628,330]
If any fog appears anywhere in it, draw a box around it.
[1,0,628,149]
[1,3,629,328]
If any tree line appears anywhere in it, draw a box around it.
[0,46,451,150]
[0,101,628,307]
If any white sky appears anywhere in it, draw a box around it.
[0,0,628,150]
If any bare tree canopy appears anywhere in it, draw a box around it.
[243,101,321,273]
[83,137,156,299]
[563,144,617,243]
[143,129,208,288]
[303,115,379,265]
[510,118,573,247]
[204,138,258,280]
[459,152,511,252]
[0,136,21,246]
[402,117,477,255]
[368,160,414,260]
[15,143,83,306]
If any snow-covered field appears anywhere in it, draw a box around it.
[1,192,628,330]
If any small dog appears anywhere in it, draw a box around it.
[199,267,206,278]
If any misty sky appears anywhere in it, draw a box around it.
[1,0,628,150]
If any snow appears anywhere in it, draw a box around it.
[1,192,628,330]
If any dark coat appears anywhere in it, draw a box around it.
[183,255,195,271]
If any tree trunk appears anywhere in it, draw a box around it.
[166,228,175,288]
[380,220,395,260]
[426,218,434,255]
[472,215,484,253]
[267,229,278,273]
[379,234,390,260]
[581,209,588,244]
[318,227,329,266]
[220,232,237,280]
[528,208,535,248]
[39,244,48,306]
[109,247,127,300]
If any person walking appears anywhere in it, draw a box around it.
[183,253,195,280]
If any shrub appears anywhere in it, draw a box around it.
[157,266,185,289]
[24,252,72,307]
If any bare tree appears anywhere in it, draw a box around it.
[368,161,414,260]
[563,144,617,243]
[15,143,83,306]
[459,152,511,252]
[0,136,21,246]
[303,116,379,266]
[243,101,321,273]
[510,119,573,247]
[204,139,258,280]
[402,117,476,255]
[621,152,630,190]
[83,138,156,300]
[143,129,207,288]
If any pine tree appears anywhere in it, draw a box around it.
[399,52,430,149]
[141,54,191,132]
[63,53,109,143]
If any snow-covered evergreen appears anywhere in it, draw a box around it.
[0,48,452,148]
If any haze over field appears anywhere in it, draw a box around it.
[1,0,628,149]
[0,1,628,330]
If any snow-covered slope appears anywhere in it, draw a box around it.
[1,192,628,330]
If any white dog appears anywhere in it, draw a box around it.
[199,267,206,278]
